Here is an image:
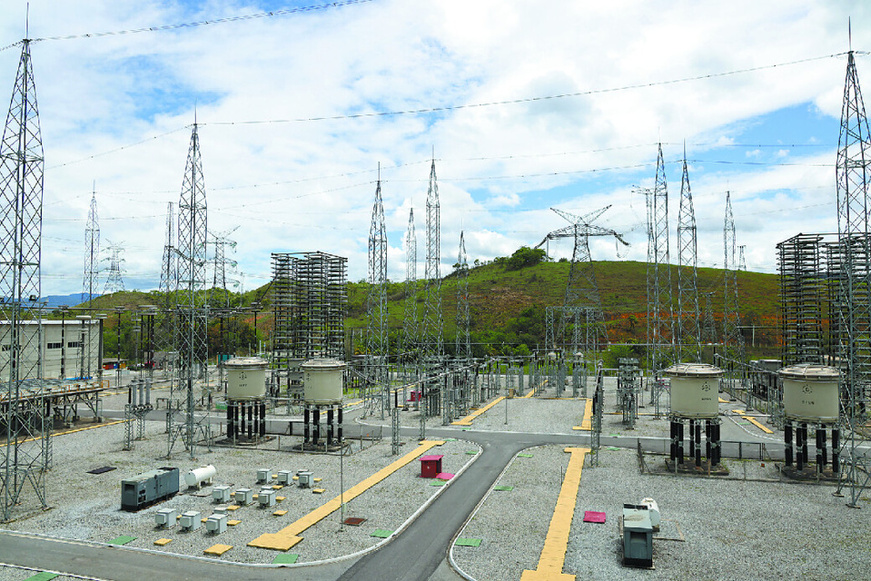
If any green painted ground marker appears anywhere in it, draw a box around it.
[493,485,513,491]
[272,553,299,564]
[466,450,478,455]
[455,538,482,547]
[370,529,393,538]
[518,453,533,458]
[24,573,59,581]
[107,535,136,546]
[430,480,446,486]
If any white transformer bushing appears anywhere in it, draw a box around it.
[301,358,346,404]
[225,357,268,400]
[184,464,217,489]
[664,363,723,419]
[779,364,840,423]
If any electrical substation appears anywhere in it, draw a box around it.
[1,19,871,581]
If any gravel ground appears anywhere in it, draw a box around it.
[452,445,871,581]
[3,375,866,581]
[0,418,478,570]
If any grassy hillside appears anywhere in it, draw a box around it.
[61,255,780,361]
[346,258,779,358]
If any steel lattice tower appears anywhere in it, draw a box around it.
[421,158,443,367]
[171,123,209,458]
[159,202,176,294]
[537,205,626,352]
[102,241,125,294]
[676,151,701,362]
[209,227,238,308]
[401,208,418,363]
[0,39,48,521]
[834,44,871,507]
[646,143,675,374]
[455,231,471,361]
[723,191,745,368]
[82,189,99,305]
[366,170,389,415]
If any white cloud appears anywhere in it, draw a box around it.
[0,0,866,296]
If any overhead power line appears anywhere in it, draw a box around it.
[4,1,372,47]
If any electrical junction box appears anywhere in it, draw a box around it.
[622,504,653,568]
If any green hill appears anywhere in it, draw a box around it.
[64,253,780,362]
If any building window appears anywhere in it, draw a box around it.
[1,345,10,352]
[47,342,63,349]
[67,341,82,348]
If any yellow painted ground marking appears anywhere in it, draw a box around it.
[521,386,537,398]
[520,447,590,581]
[312,488,326,494]
[201,518,208,523]
[226,505,240,511]
[571,399,593,431]
[276,496,286,502]
[719,397,728,403]
[313,477,322,482]
[273,510,287,517]
[153,538,172,546]
[733,410,774,434]
[452,397,505,426]
[204,544,233,556]
[0,419,128,447]
[227,519,241,526]
[248,440,446,551]
[272,485,283,490]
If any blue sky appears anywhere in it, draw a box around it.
[0,0,868,295]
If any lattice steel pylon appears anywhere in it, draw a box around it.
[722,191,745,371]
[82,189,99,306]
[421,158,443,368]
[170,122,209,459]
[676,150,701,363]
[833,44,871,507]
[455,230,471,361]
[209,226,239,308]
[0,39,49,522]
[536,205,627,352]
[365,169,389,417]
[401,208,418,366]
[646,143,675,375]
[102,241,125,294]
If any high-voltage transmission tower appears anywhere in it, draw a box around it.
[455,231,471,361]
[833,41,871,507]
[82,189,100,305]
[401,208,418,368]
[102,241,126,294]
[536,205,627,352]
[169,122,209,459]
[209,226,239,307]
[646,143,675,374]
[676,151,701,363]
[157,202,176,358]
[722,191,746,374]
[0,38,49,521]
[421,158,444,368]
[366,168,389,416]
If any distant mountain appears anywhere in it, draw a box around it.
[43,293,98,309]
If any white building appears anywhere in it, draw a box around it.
[0,319,102,381]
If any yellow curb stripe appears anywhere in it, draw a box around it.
[520,447,589,581]
[733,410,774,434]
[248,439,445,551]
[451,397,505,426]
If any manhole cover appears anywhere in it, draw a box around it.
[87,466,117,475]
[343,517,366,526]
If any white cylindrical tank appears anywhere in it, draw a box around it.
[301,358,346,404]
[664,363,723,419]
[225,357,268,400]
[778,364,840,423]
[184,464,217,488]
